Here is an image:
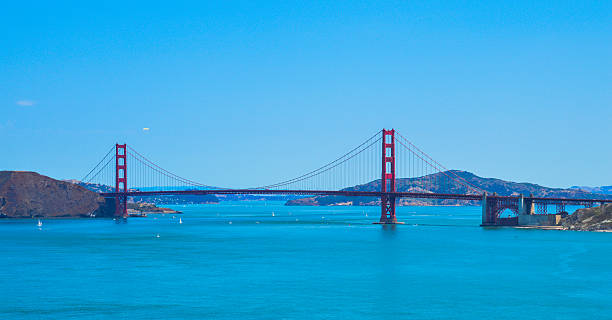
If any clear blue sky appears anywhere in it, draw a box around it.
[1,1,610,188]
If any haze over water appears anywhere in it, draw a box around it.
[1,202,611,319]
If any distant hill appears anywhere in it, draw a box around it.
[569,186,612,195]
[71,181,115,193]
[286,170,612,206]
[72,181,220,205]
[71,181,303,204]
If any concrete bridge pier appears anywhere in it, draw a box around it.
[481,194,523,226]
[480,194,501,225]
[481,193,487,224]
[518,195,534,215]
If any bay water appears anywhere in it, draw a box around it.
[1,202,611,319]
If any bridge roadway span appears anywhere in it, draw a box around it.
[99,190,612,204]
[94,132,612,224]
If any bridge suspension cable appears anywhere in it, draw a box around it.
[80,128,483,196]
[126,146,219,190]
[81,146,115,184]
[254,130,383,191]
[79,128,611,224]
[80,145,221,192]
[394,132,483,194]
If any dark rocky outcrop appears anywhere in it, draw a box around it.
[0,171,114,218]
[127,202,181,214]
[562,204,612,231]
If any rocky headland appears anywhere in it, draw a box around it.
[562,204,612,231]
[127,202,182,215]
[0,171,180,218]
[0,171,114,218]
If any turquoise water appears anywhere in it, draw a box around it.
[1,202,611,319]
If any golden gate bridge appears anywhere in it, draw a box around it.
[81,129,612,226]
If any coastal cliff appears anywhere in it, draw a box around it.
[0,171,114,218]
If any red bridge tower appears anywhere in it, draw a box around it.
[378,129,398,224]
[115,144,128,218]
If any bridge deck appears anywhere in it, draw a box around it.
[99,190,612,203]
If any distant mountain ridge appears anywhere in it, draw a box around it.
[569,186,612,195]
[286,170,612,206]
[449,171,608,198]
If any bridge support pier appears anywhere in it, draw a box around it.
[481,194,488,224]
[378,195,397,224]
[481,195,520,226]
[518,195,534,215]
[481,194,500,225]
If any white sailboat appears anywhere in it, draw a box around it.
[37,220,43,227]
[179,217,183,224]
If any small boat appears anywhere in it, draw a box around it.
[179,218,183,224]
[37,220,42,227]
[272,212,275,217]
